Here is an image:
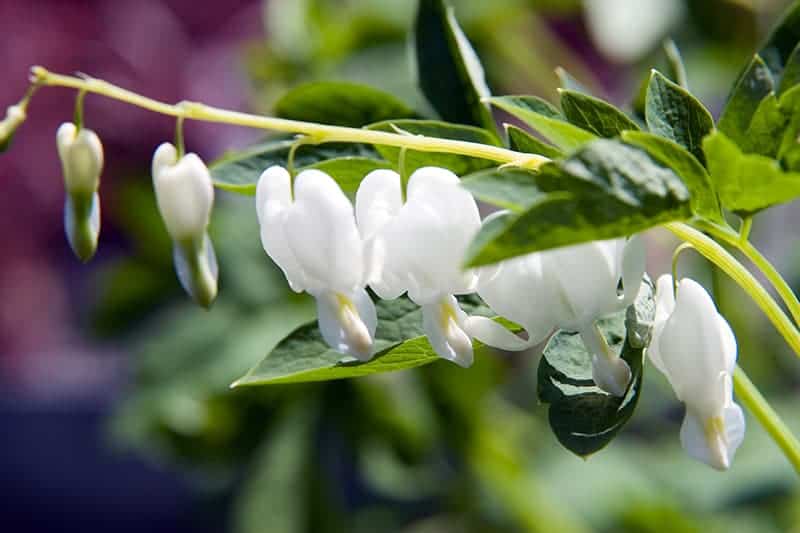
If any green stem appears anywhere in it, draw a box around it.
[733,366,800,474]
[665,223,800,358]
[29,66,546,169]
[695,220,800,327]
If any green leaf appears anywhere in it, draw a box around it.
[505,124,562,158]
[663,38,689,89]
[645,70,714,164]
[621,131,723,223]
[414,0,495,132]
[538,277,655,457]
[742,92,788,157]
[300,157,393,199]
[488,95,597,151]
[366,119,500,176]
[466,139,690,266]
[704,130,800,214]
[461,168,546,212]
[718,55,776,148]
[274,81,416,128]
[559,90,640,138]
[233,296,509,386]
[756,0,800,80]
[779,42,800,96]
[210,138,381,194]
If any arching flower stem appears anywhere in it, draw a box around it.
[28,67,547,170]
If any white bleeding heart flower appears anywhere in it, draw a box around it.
[152,142,218,308]
[355,166,488,367]
[648,275,745,471]
[474,232,646,396]
[256,166,376,361]
[57,122,104,262]
[1,105,26,150]
[152,142,214,241]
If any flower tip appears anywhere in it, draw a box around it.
[591,355,631,397]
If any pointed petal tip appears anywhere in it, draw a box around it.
[591,355,632,397]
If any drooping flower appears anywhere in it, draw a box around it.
[355,166,503,367]
[648,275,744,470]
[57,122,104,262]
[474,233,646,396]
[256,166,376,361]
[152,142,218,308]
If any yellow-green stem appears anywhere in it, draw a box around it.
[696,220,800,327]
[30,67,547,169]
[733,366,800,474]
[666,223,800,358]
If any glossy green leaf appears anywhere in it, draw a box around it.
[538,277,655,457]
[466,139,690,266]
[505,124,562,158]
[621,131,723,223]
[210,138,380,194]
[274,81,416,127]
[645,70,714,164]
[704,130,800,214]
[366,119,500,175]
[488,95,596,151]
[233,296,509,386]
[461,168,546,212]
[414,0,495,132]
[559,90,640,138]
[300,157,393,199]
[718,55,776,148]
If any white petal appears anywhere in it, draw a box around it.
[476,252,556,345]
[355,169,402,240]
[591,354,632,397]
[422,296,474,367]
[545,239,622,328]
[659,278,731,413]
[256,166,291,223]
[388,167,481,300]
[153,151,214,240]
[620,234,646,307]
[647,274,676,375]
[679,404,745,470]
[257,168,306,292]
[717,312,738,374]
[463,315,534,351]
[285,169,364,294]
[151,142,178,184]
[57,123,104,194]
[316,288,377,361]
[355,169,406,298]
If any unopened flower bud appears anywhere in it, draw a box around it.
[0,105,26,152]
[152,142,218,307]
[57,122,103,262]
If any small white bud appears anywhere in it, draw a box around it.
[57,122,104,194]
[56,122,104,262]
[152,142,214,241]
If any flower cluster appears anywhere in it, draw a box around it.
[253,164,745,470]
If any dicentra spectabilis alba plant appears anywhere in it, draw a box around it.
[152,142,218,308]
[649,275,744,470]
[257,166,376,361]
[7,0,800,475]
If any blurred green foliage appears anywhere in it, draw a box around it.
[94,0,800,531]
